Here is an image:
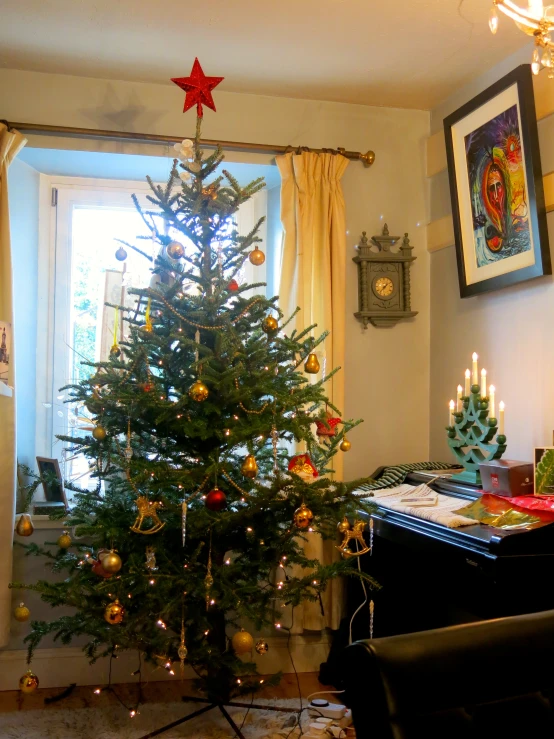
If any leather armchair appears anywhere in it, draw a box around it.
[342,609,554,739]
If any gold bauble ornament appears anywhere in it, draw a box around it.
[19,670,39,694]
[248,247,266,266]
[15,514,34,537]
[231,629,254,654]
[104,599,125,625]
[340,437,352,452]
[202,184,219,200]
[167,241,185,260]
[255,639,269,655]
[241,454,258,479]
[262,316,278,334]
[92,425,107,441]
[304,353,320,374]
[109,345,121,358]
[14,603,30,622]
[57,531,72,549]
[188,380,209,402]
[337,517,351,534]
[101,550,122,574]
[293,502,314,529]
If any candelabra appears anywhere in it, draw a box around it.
[446,384,507,486]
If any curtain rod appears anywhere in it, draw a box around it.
[3,120,376,168]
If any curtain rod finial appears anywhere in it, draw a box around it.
[360,150,375,168]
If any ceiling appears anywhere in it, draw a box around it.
[0,0,530,110]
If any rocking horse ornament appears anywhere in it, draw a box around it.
[336,517,370,557]
[130,495,166,535]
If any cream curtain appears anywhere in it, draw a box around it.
[0,123,27,646]
[276,151,349,631]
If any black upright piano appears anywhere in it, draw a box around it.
[351,469,554,641]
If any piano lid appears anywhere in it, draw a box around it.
[359,470,554,558]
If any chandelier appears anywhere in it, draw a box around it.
[490,1,554,75]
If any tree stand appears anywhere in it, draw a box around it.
[137,695,300,739]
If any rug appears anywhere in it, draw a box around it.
[0,697,309,738]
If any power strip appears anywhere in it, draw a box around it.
[308,699,347,720]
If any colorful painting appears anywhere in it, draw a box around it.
[465,104,531,268]
[444,65,550,298]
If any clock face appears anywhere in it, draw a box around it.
[373,276,394,298]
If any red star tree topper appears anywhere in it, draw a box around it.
[171,58,224,117]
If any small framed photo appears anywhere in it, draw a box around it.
[444,65,551,298]
[0,322,12,386]
[36,457,67,507]
[534,447,554,497]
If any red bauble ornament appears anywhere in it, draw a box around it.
[142,382,153,393]
[228,279,239,292]
[171,58,224,118]
[205,487,227,512]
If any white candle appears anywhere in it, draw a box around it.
[489,385,495,419]
[481,368,487,397]
[449,399,455,427]
[464,369,471,396]
[499,401,505,435]
[457,385,463,411]
[472,352,479,385]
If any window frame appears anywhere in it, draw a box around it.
[36,175,267,471]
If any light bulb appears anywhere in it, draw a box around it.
[489,5,499,33]
[94,688,101,695]
[532,47,541,74]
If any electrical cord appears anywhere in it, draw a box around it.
[237,688,255,733]
[348,539,368,645]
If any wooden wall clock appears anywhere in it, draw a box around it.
[353,224,417,328]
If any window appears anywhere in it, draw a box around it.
[37,177,267,490]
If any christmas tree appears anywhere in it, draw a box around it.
[12,59,375,705]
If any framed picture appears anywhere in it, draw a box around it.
[444,65,550,298]
[534,447,554,497]
[36,457,67,507]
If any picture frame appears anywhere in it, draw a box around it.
[444,65,550,298]
[534,447,554,497]
[36,457,67,507]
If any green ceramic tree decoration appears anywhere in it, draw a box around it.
[446,383,507,485]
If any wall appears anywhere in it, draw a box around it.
[428,43,554,461]
[9,159,40,472]
[0,66,431,479]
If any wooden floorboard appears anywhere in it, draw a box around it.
[0,672,335,713]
